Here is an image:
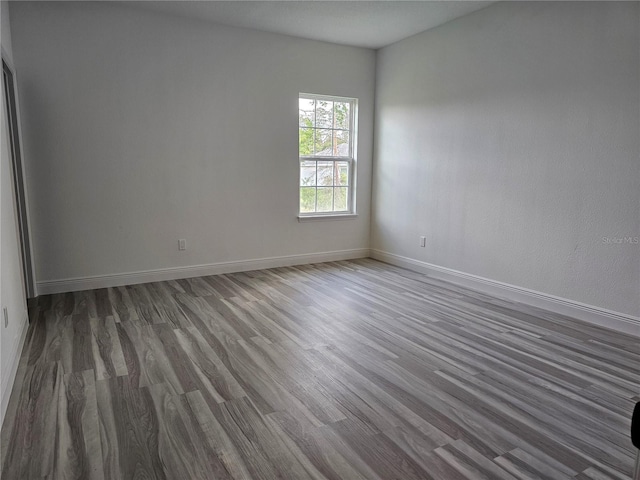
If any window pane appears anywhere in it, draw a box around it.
[317,187,333,212]
[335,130,349,156]
[300,160,316,186]
[299,98,315,127]
[334,102,350,129]
[335,161,349,186]
[298,94,356,215]
[299,128,314,156]
[300,187,316,213]
[334,187,348,211]
[316,100,333,128]
[314,129,333,156]
[317,161,333,186]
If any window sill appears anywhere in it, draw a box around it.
[297,213,358,223]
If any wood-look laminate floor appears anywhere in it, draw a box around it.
[1,259,638,480]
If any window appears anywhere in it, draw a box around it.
[299,94,356,216]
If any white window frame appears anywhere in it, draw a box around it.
[298,93,357,220]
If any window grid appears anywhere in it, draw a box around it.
[299,94,355,215]
[299,160,350,213]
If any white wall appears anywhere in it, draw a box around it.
[1,0,29,428]
[9,2,375,288]
[373,2,639,318]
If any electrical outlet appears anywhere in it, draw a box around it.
[3,307,8,328]
[178,239,187,251]
[419,236,426,247]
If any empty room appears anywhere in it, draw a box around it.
[1,1,639,479]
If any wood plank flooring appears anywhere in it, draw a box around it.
[1,259,638,479]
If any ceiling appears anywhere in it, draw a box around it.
[127,1,494,49]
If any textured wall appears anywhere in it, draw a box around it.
[10,2,375,284]
[373,2,639,316]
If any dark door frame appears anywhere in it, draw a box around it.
[2,52,35,299]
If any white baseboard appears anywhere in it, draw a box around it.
[371,249,640,337]
[32,248,640,336]
[1,310,29,429]
[36,248,371,295]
